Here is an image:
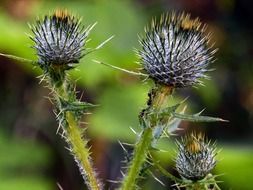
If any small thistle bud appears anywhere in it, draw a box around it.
[30,10,90,69]
[138,13,216,88]
[176,132,217,181]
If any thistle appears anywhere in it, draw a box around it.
[0,9,115,190]
[29,10,102,190]
[30,10,92,71]
[138,12,216,88]
[118,12,224,190]
[176,132,217,181]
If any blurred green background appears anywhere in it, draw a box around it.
[0,0,253,189]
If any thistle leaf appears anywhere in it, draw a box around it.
[171,112,228,122]
[159,102,181,116]
[167,106,187,133]
[59,98,98,112]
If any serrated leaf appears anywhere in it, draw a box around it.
[171,112,227,122]
[149,102,181,120]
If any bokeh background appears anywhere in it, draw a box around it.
[0,0,253,189]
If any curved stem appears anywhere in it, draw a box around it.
[120,85,173,190]
[53,77,102,190]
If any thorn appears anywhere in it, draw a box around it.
[149,172,165,186]
[157,149,168,153]
[56,124,61,134]
[94,35,114,50]
[195,108,206,116]
[92,59,148,76]
[118,140,127,152]
[60,131,66,139]
[120,170,125,177]
[180,96,189,104]
[79,91,85,101]
[121,142,134,147]
[80,121,89,125]
[39,74,46,84]
[57,183,64,190]
[65,146,72,152]
[107,179,120,184]
[56,110,63,118]
[0,53,37,65]
[129,127,137,135]
[82,22,97,38]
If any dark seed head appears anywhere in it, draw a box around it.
[138,12,216,88]
[176,132,217,181]
[30,10,90,69]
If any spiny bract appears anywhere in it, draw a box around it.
[176,132,217,181]
[138,13,216,88]
[30,10,90,69]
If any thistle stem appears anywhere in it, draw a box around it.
[52,76,102,190]
[121,127,153,190]
[120,85,173,190]
[65,112,101,190]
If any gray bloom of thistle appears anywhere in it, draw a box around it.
[175,132,217,181]
[138,13,217,88]
[30,10,92,69]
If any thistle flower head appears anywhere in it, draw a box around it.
[138,12,216,88]
[176,132,217,181]
[30,10,92,69]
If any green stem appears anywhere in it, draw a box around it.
[65,112,101,190]
[120,85,173,190]
[53,77,102,190]
[121,127,153,190]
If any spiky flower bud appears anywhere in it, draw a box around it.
[176,132,217,181]
[30,10,91,69]
[138,13,216,88]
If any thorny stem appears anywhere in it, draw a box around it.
[121,127,153,190]
[120,85,173,190]
[52,75,102,190]
[65,112,101,190]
